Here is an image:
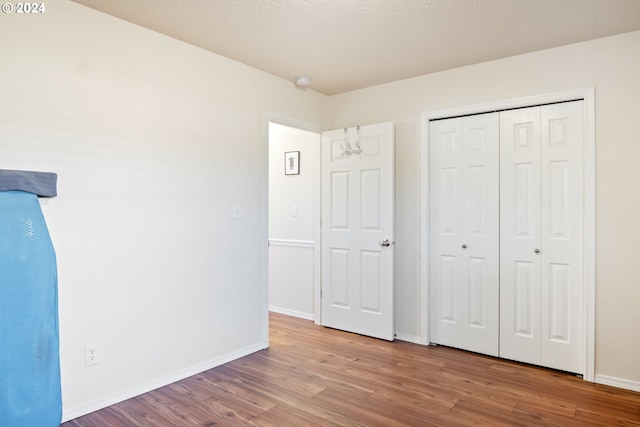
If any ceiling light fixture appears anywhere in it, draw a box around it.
[295,76,311,88]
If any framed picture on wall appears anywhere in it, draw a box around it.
[285,151,300,175]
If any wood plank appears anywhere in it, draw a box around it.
[62,312,640,427]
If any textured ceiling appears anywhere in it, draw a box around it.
[71,0,640,95]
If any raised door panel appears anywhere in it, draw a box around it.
[360,250,383,314]
[540,101,584,373]
[513,260,537,338]
[439,254,459,324]
[439,167,459,238]
[466,257,486,327]
[499,107,542,364]
[330,172,350,230]
[547,263,571,342]
[330,248,350,308]
[360,169,382,231]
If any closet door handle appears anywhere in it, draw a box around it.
[534,248,540,254]
[462,244,467,249]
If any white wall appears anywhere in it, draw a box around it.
[326,31,640,388]
[0,1,326,420]
[268,123,320,320]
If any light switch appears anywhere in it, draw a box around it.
[233,204,242,220]
[291,205,298,217]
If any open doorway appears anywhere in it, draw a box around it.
[268,121,321,322]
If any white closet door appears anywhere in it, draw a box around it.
[540,102,584,373]
[430,118,463,348]
[461,113,500,356]
[500,106,543,365]
[500,101,584,373]
[430,113,499,356]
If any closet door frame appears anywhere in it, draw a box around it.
[420,88,596,381]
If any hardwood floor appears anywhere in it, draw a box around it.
[63,312,640,426]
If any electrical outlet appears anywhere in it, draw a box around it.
[85,343,99,367]
[233,204,242,220]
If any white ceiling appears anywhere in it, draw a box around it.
[71,0,640,95]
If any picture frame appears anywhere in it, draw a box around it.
[284,151,300,175]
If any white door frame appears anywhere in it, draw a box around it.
[264,113,323,325]
[420,88,596,381]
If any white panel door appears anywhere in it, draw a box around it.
[430,113,499,356]
[321,122,394,341]
[500,101,584,373]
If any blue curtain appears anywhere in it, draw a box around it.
[0,190,62,427]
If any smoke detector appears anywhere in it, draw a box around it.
[295,76,312,88]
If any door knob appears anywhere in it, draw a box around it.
[380,239,392,247]
[462,244,467,249]
[534,248,540,254]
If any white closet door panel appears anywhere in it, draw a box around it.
[461,113,499,356]
[430,113,499,356]
[540,102,584,373]
[439,255,459,323]
[430,118,463,347]
[500,107,542,364]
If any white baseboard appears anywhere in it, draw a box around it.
[268,306,314,321]
[394,332,424,345]
[594,374,640,393]
[268,238,316,248]
[268,310,423,344]
[61,340,268,423]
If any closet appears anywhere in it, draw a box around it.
[429,100,584,374]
